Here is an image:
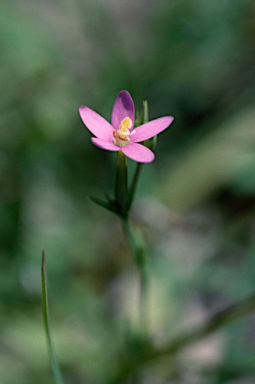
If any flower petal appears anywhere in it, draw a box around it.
[122,143,155,163]
[79,106,113,140]
[131,116,174,143]
[111,90,135,130]
[91,137,120,151]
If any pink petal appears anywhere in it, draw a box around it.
[131,116,174,143]
[91,137,120,151]
[111,90,135,130]
[122,143,155,163]
[79,106,113,140]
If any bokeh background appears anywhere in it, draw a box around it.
[1,0,255,383]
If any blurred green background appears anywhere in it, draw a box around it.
[1,0,255,383]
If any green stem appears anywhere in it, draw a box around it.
[122,218,149,339]
[142,101,149,125]
[41,251,65,384]
[115,151,128,217]
[127,163,143,211]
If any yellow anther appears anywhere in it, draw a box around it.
[113,117,132,147]
[118,117,132,136]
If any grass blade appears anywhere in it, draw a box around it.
[41,251,65,384]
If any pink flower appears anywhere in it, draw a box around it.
[79,90,174,163]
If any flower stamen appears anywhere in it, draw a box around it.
[113,117,132,147]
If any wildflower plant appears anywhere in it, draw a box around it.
[79,90,173,218]
[42,91,174,384]
[41,91,255,384]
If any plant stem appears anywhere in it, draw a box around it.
[41,251,64,384]
[115,151,128,216]
[122,218,149,339]
[127,163,143,211]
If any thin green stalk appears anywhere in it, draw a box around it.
[142,101,149,125]
[127,163,143,210]
[41,251,64,384]
[122,218,149,339]
[115,151,128,216]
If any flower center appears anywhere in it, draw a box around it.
[113,117,132,147]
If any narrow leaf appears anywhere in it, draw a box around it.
[89,195,122,216]
[41,251,65,384]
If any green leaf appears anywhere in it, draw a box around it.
[90,195,120,215]
[41,251,65,384]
